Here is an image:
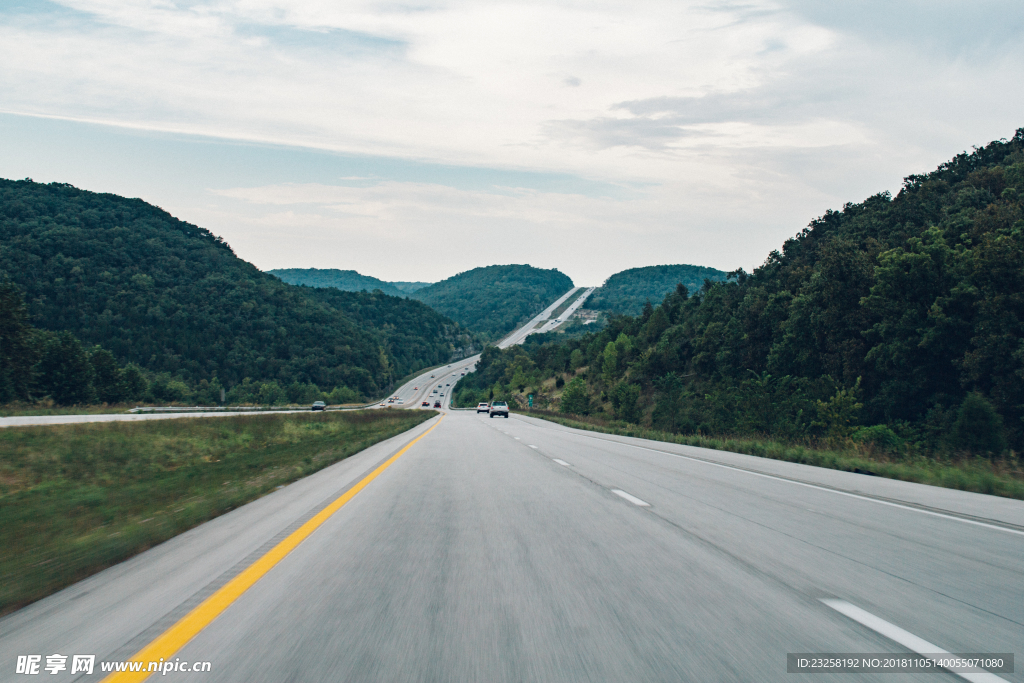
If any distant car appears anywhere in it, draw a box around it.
[433,400,441,408]
[414,387,418,390]
[477,402,489,413]
[489,401,509,418]
[421,401,430,407]
[311,401,326,411]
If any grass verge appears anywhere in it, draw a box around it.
[0,410,435,615]
[518,409,1024,501]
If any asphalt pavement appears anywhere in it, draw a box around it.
[1,406,1020,682]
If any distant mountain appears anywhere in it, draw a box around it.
[269,268,406,298]
[411,265,573,340]
[587,264,730,315]
[0,180,475,399]
[390,281,432,294]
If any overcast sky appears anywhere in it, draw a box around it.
[2,0,1022,285]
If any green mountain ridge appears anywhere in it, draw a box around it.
[588,264,731,316]
[268,268,408,298]
[410,265,574,340]
[0,180,476,401]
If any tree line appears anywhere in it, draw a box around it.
[0,179,478,405]
[1,281,365,406]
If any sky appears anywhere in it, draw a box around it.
[1,1,1022,286]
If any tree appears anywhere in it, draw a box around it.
[812,379,863,442]
[90,348,127,403]
[610,382,641,423]
[0,282,37,401]
[602,341,618,384]
[121,364,148,401]
[559,377,590,415]
[36,332,94,405]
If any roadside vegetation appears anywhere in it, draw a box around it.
[454,131,1024,497]
[517,408,1024,501]
[0,286,365,410]
[0,409,433,614]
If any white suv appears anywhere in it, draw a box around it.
[489,401,509,418]
[476,402,489,413]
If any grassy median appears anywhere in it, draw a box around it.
[519,409,1024,501]
[0,410,434,615]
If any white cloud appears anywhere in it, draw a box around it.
[0,0,842,176]
[1,0,1022,282]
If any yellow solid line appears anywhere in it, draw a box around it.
[102,414,445,682]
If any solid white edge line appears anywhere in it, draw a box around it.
[553,459,571,467]
[561,430,1024,537]
[611,489,650,507]
[821,600,1007,683]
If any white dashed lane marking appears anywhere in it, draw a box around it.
[611,489,650,507]
[821,600,1008,683]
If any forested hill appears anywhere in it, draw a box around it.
[0,179,475,398]
[587,264,730,315]
[456,130,1024,456]
[411,265,573,340]
[268,268,407,298]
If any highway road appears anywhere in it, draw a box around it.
[2,289,1022,682]
[498,286,586,347]
[2,409,1021,682]
[533,286,596,334]
[315,286,590,412]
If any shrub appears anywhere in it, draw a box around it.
[852,425,902,453]
[951,393,1006,456]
